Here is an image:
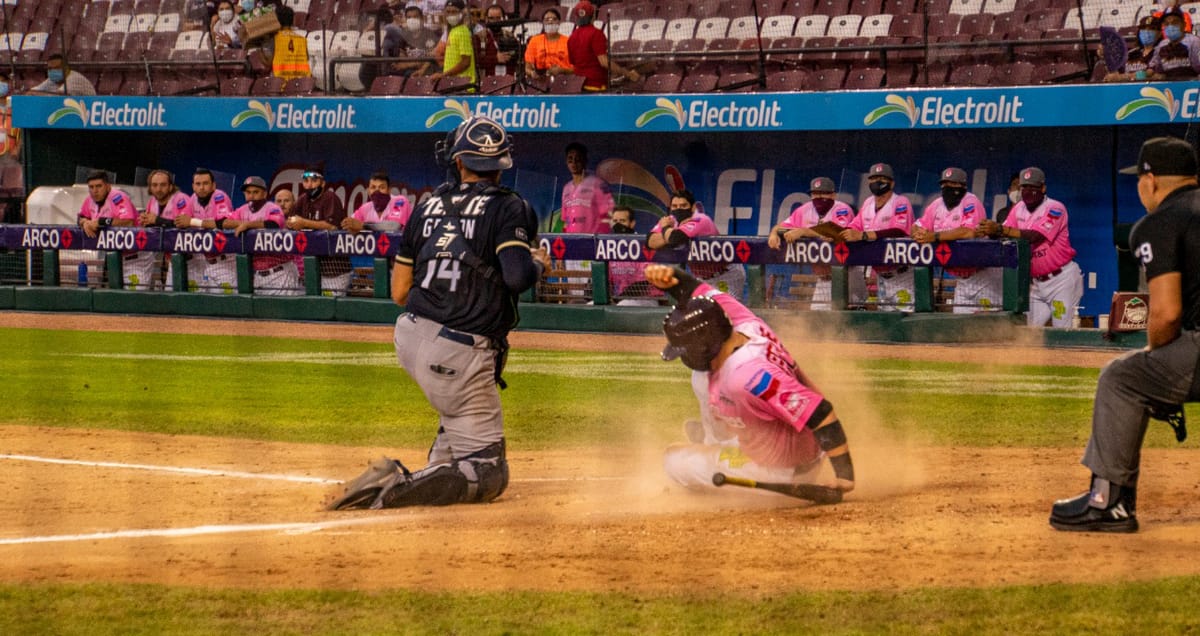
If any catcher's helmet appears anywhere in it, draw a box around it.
[661,296,732,371]
[447,116,513,172]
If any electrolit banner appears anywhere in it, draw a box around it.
[15,83,1200,132]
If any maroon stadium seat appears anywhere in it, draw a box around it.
[370,75,408,95]
[679,72,719,92]
[808,67,846,89]
[642,72,683,92]
[766,68,809,90]
[251,76,285,95]
[219,76,255,96]
[844,66,884,88]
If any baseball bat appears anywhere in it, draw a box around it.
[712,472,843,505]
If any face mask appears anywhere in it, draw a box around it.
[370,191,391,211]
[446,13,462,26]
[307,186,324,199]
[406,17,422,30]
[1008,190,1021,204]
[1165,25,1184,42]
[941,185,967,209]
[1021,190,1044,209]
[249,199,267,212]
[1139,29,1159,46]
[0,82,8,97]
[48,69,65,83]
[810,197,835,216]
[543,23,560,34]
[219,9,234,22]
[670,208,692,223]
[612,222,635,234]
[868,180,892,196]
[241,0,256,11]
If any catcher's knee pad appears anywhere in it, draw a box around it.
[378,440,509,508]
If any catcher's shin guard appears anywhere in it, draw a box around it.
[378,440,510,508]
[327,457,411,511]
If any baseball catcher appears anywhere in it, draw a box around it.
[646,264,856,502]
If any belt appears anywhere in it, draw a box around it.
[437,325,476,347]
[123,252,141,261]
[255,264,287,276]
[1034,267,1064,282]
[878,266,910,279]
[206,254,230,264]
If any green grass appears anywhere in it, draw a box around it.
[2,577,1199,635]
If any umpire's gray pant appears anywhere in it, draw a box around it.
[1083,330,1200,487]
[394,313,504,466]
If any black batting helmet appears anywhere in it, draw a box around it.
[661,296,732,371]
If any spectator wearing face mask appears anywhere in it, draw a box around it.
[767,177,857,311]
[1105,15,1162,82]
[287,165,351,296]
[839,163,915,312]
[211,0,242,48]
[525,8,573,80]
[427,0,476,87]
[29,54,96,96]
[912,168,1002,314]
[1148,9,1200,80]
[392,6,441,77]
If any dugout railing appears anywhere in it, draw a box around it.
[0,224,1029,314]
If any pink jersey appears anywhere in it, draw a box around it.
[849,193,912,234]
[351,195,412,229]
[561,174,614,233]
[190,189,235,222]
[651,210,726,279]
[78,187,138,223]
[696,284,824,468]
[232,201,291,271]
[779,200,856,229]
[1001,196,1076,278]
[147,190,192,221]
[917,193,984,278]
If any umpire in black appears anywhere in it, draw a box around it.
[1051,136,1200,532]
[328,116,550,510]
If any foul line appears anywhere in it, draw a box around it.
[0,454,342,484]
[0,517,395,546]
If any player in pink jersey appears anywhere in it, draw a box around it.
[645,264,856,499]
[648,189,746,298]
[606,204,661,306]
[138,169,193,290]
[912,167,1002,313]
[76,169,146,289]
[561,142,614,233]
[174,168,237,293]
[768,176,856,310]
[226,176,301,296]
[342,172,412,233]
[841,163,914,311]
[979,167,1083,327]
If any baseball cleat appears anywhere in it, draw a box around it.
[1049,480,1138,533]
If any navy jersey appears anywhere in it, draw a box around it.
[397,180,538,340]
[1130,184,1200,331]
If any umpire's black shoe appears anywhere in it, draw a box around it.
[1049,478,1138,533]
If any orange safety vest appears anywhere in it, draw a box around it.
[0,106,19,158]
[272,29,310,79]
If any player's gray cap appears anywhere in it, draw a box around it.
[241,176,268,191]
[809,176,836,192]
[1119,136,1198,176]
[939,167,967,184]
[868,163,894,179]
[1018,167,1045,187]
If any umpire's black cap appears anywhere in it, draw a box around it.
[1120,136,1199,177]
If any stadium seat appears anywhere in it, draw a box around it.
[104,14,133,33]
[847,0,881,15]
[329,30,360,54]
[883,63,916,87]
[608,18,634,41]
[834,36,871,64]
[631,18,667,41]
[826,14,863,37]
[642,72,683,92]
[795,14,829,37]
[133,12,158,32]
[664,17,697,41]
[1027,8,1065,33]
[948,63,992,86]
[780,0,816,15]
[695,17,730,40]
[983,0,1016,13]
[813,0,850,16]
[766,68,808,90]
[766,36,804,65]
[994,60,1034,86]
[858,14,892,38]
[755,0,786,16]
[720,71,761,91]
[673,37,707,54]
[436,76,474,94]
[882,0,914,12]
[760,14,797,39]
[287,0,314,13]
[800,36,837,65]
[1061,6,1100,32]
[160,0,186,12]
[283,76,317,95]
[844,66,883,88]
[611,39,642,55]
[95,31,127,58]
[402,75,436,95]
[919,61,950,85]
[948,0,984,15]
[134,0,161,13]
[1098,5,1139,30]
[926,14,961,38]
[808,67,846,89]
[477,74,513,95]
[547,73,585,93]
[728,15,758,39]
[251,76,285,95]
[990,11,1027,38]
[958,13,994,36]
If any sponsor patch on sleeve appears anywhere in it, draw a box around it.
[1048,207,1063,218]
[747,370,780,401]
[514,227,528,241]
[780,391,810,418]
[896,204,908,213]
[175,197,188,209]
[214,193,225,202]
[112,194,124,204]
[964,203,975,213]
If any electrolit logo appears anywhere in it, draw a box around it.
[865,93,1024,127]
[47,99,88,126]
[636,98,686,128]
[425,99,473,128]
[1115,87,1178,122]
[636,97,783,129]
[231,100,275,129]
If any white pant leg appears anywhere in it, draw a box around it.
[321,271,352,297]
[809,277,832,311]
[1029,261,1082,327]
[254,262,303,296]
[704,265,746,299]
[663,443,819,492]
[204,257,238,295]
[877,268,915,312]
[122,252,158,291]
[951,268,1003,314]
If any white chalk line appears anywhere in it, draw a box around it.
[0,517,397,546]
[0,454,342,484]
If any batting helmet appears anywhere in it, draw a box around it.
[661,296,732,371]
[447,116,513,172]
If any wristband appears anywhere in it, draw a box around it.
[98,217,113,228]
[190,218,203,228]
[934,232,940,242]
[776,229,787,238]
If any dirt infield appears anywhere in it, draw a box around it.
[2,311,1198,595]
